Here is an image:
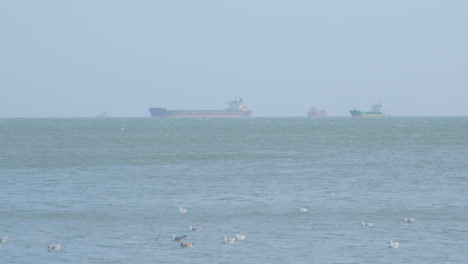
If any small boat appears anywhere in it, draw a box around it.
[95,111,108,118]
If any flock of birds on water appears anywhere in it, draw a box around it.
[171,207,414,249]
[298,208,415,249]
[361,216,416,249]
[0,207,416,251]
[173,207,247,248]
[0,234,62,251]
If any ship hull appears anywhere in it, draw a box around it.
[307,114,328,118]
[149,108,252,118]
[307,112,328,118]
[350,110,385,117]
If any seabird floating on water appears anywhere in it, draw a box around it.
[48,244,63,250]
[179,207,187,214]
[224,236,236,244]
[172,235,187,241]
[388,240,399,249]
[299,208,308,213]
[0,236,7,243]
[188,226,204,231]
[404,218,416,223]
[180,242,195,247]
[361,222,374,227]
[236,234,246,240]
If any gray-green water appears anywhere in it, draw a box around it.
[1,117,467,263]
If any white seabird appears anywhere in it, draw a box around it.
[188,226,204,231]
[404,218,415,223]
[0,236,7,243]
[361,222,374,227]
[172,235,187,241]
[235,234,246,240]
[299,208,308,213]
[48,244,63,250]
[179,207,187,214]
[224,236,236,244]
[388,240,399,249]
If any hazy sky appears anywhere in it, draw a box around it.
[1,1,467,117]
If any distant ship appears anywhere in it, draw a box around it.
[149,98,252,118]
[307,106,328,117]
[350,103,386,117]
[95,111,108,118]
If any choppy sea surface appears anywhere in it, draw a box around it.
[0,117,467,264]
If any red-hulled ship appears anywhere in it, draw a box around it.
[307,106,328,117]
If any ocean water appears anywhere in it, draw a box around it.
[0,117,467,264]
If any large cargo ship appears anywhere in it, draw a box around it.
[350,103,386,117]
[149,98,252,118]
[307,106,328,117]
